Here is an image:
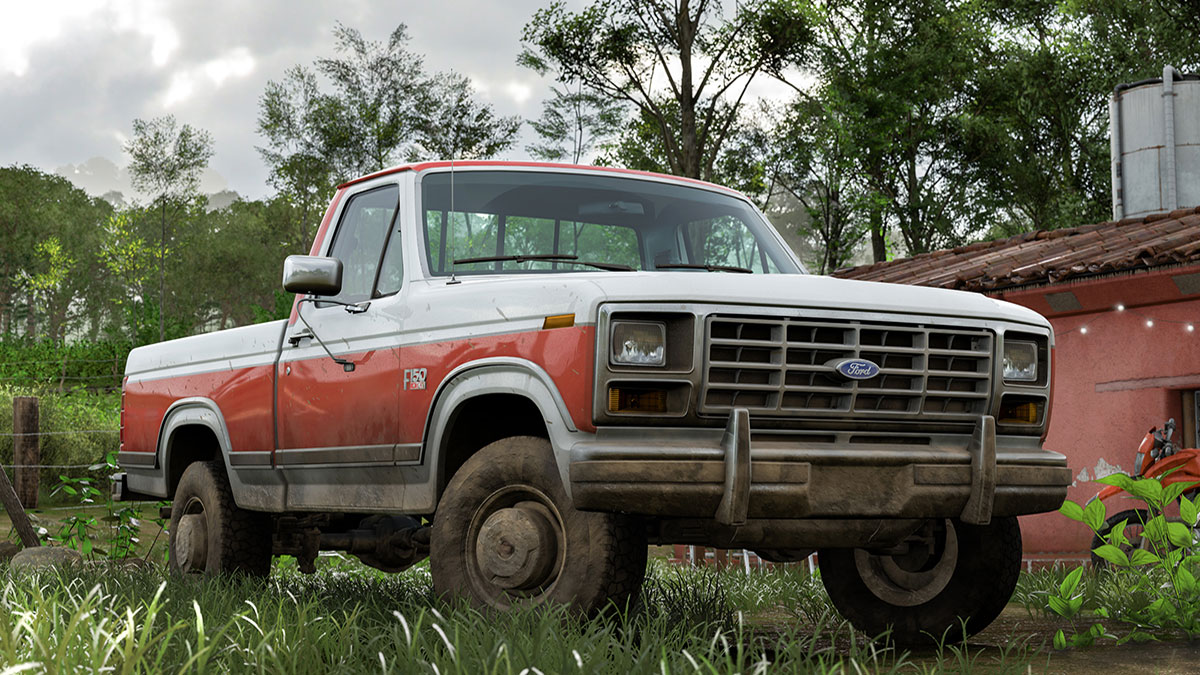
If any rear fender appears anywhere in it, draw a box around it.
[129,397,285,510]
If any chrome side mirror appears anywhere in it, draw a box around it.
[282,255,343,295]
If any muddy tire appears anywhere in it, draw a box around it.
[431,436,647,613]
[819,517,1022,644]
[1090,509,1153,569]
[169,461,273,577]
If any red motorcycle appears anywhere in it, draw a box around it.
[1088,419,1200,566]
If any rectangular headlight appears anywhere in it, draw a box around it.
[611,321,665,366]
[1002,340,1038,382]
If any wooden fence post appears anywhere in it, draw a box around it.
[13,396,39,508]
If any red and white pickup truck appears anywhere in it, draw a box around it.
[115,161,1069,642]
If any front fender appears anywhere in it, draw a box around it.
[422,357,587,503]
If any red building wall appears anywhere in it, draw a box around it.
[994,266,1200,561]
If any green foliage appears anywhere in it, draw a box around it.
[0,561,1043,673]
[521,0,814,181]
[49,451,143,560]
[1057,471,1200,641]
[0,385,120,489]
[526,83,625,164]
[411,71,522,161]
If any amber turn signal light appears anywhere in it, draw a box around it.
[608,387,668,414]
[542,314,575,329]
[998,396,1043,424]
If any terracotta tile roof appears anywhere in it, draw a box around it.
[832,207,1200,291]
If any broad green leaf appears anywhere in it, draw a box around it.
[1068,595,1083,615]
[1053,629,1067,650]
[1059,500,1084,522]
[1094,607,1109,618]
[1165,481,1199,506]
[1129,549,1161,566]
[1059,566,1084,597]
[1182,496,1199,527]
[1096,474,1134,491]
[1083,498,1106,532]
[1167,522,1193,548]
[1092,544,1130,567]
[1175,566,1197,594]
[1129,478,1164,505]
[1109,520,1129,548]
[1047,595,1072,617]
[1145,515,1170,542]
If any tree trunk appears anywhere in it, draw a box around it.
[870,202,887,263]
[675,0,701,179]
[159,199,167,343]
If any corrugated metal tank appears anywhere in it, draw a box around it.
[1110,67,1200,220]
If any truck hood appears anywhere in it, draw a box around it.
[586,272,1047,326]
[430,271,1050,330]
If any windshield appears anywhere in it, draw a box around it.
[419,170,802,276]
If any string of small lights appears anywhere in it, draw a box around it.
[1055,303,1197,337]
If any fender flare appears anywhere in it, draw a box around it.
[421,357,584,499]
[156,397,235,488]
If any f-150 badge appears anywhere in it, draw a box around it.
[404,368,428,390]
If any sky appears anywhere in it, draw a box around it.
[0,0,593,201]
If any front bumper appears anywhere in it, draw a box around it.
[569,411,1070,524]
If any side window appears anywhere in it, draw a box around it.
[375,208,404,296]
[682,216,778,273]
[326,185,399,303]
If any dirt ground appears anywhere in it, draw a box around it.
[921,605,1200,674]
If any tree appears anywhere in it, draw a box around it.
[260,23,517,247]
[125,115,213,342]
[527,82,626,164]
[97,210,157,342]
[520,0,813,181]
[803,0,991,259]
[0,165,110,339]
[959,3,1111,234]
[411,72,522,160]
[765,96,871,273]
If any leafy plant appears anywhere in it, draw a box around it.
[48,450,143,560]
[1059,471,1200,639]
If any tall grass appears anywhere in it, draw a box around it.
[0,559,1036,674]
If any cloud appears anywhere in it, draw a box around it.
[164,47,256,106]
[2,1,588,200]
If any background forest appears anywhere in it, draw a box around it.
[2,0,1198,370]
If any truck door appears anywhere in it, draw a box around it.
[276,183,410,509]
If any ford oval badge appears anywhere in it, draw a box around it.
[834,358,880,380]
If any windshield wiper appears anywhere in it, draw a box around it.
[452,254,634,272]
[654,263,753,274]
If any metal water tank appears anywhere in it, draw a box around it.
[1110,66,1200,220]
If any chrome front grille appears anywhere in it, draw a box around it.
[702,315,993,420]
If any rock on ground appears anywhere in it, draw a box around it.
[8,546,83,572]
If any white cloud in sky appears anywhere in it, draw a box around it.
[504,80,534,106]
[165,47,256,106]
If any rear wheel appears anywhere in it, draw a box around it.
[819,517,1022,644]
[169,461,273,577]
[431,436,647,613]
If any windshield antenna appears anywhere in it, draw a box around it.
[447,158,460,285]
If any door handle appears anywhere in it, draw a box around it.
[287,328,313,345]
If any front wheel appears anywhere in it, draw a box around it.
[819,517,1022,644]
[430,436,647,613]
[169,461,273,577]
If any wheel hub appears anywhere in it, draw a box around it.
[855,519,959,607]
[176,513,208,572]
[474,501,559,590]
